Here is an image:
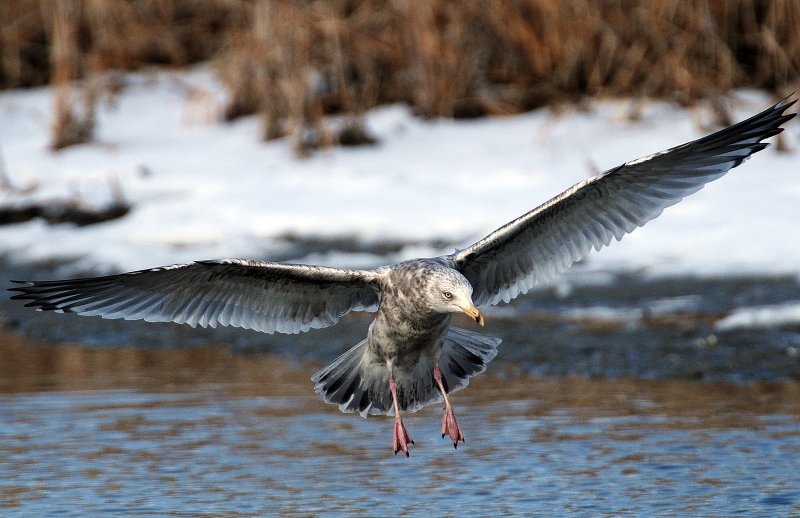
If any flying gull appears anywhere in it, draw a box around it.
[10,98,797,456]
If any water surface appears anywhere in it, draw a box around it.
[2,334,799,516]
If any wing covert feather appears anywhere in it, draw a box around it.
[9,259,380,334]
[446,99,797,306]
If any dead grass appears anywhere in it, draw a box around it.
[1,0,798,152]
[48,0,94,150]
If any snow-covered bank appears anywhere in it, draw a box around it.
[1,67,798,279]
[716,303,800,331]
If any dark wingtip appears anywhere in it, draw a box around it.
[7,280,30,293]
[775,96,798,120]
[777,93,797,108]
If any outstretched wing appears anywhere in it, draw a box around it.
[445,98,797,306]
[9,259,380,334]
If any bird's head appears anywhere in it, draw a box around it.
[426,267,484,326]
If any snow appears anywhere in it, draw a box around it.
[1,66,798,280]
[716,303,800,330]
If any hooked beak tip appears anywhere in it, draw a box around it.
[462,304,484,327]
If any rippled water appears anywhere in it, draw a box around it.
[1,334,799,516]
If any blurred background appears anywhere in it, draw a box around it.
[2,0,799,150]
[1,1,800,515]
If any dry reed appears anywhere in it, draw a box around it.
[1,0,797,152]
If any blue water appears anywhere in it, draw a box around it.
[1,340,799,516]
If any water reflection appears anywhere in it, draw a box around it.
[1,333,799,515]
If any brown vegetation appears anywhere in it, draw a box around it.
[1,0,798,152]
[49,0,94,149]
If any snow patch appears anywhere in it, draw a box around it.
[0,66,798,278]
[715,303,800,330]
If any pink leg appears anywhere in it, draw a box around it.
[434,364,465,448]
[390,369,414,456]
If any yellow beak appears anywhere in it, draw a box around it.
[460,303,484,326]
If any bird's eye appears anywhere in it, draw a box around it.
[443,291,453,300]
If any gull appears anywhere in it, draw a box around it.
[9,98,796,456]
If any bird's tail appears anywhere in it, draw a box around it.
[311,327,501,417]
[436,327,502,395]
[311,338,378,416]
